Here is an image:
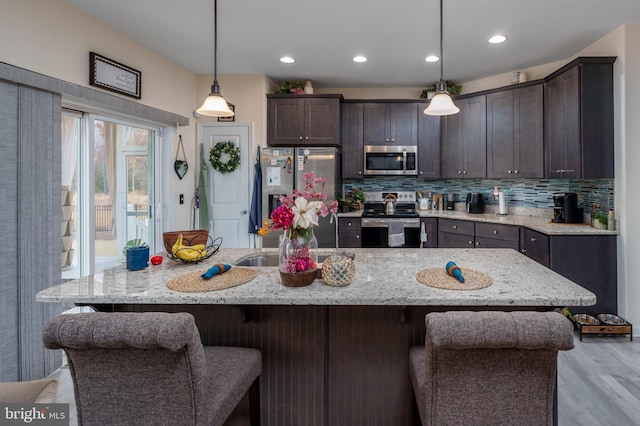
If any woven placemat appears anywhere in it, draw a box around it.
[416,268,493,290]
[167,267,257,293]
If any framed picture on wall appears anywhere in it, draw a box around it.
[89,52,142,99]
[218,103,235,122]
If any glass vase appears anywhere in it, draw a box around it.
[279,227,318,287]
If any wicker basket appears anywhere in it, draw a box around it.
[279,269,317,287]
[163,230,222,264]
[163,230,209,253]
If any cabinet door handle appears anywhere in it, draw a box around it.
[358,171,362,175]
[531,237,537,242]
[299,136,304,140]
[458,170,462,174]
[347,222,352,227]
[386,138,390,142]
[475,241,480,246]
[391,138,395,142]
[522,249,527,254]
[356,234,360,239]
[469,240,474,245]
[508,170,512,174]
[514,170,519,174]
[420,171,424,175]
[493,230,498,235]
[463,170,468,174]
[305,136,309,140]
[453,225,457,229]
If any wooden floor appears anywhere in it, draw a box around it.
[49,334,639,426]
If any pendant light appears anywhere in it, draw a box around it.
[424,0,459,116]
[196,0,234,117]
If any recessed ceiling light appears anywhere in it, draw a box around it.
[425,55,440,63]
[353,56,367,63]
[488,35,507,44]
[280,56,295,63]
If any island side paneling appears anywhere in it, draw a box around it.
[89,303,550,425]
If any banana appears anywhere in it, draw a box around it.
[172,234,207,260]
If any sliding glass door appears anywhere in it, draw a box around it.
[62,111,158,279]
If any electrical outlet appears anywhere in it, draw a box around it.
[179,194,184,205]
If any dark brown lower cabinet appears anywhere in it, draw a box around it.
[338,218,361,248]
[550,235,617,315]
[520,230,617,315]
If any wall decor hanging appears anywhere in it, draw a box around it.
[174,135,188,180]
[89,52,141,99]
[209,141,240,174]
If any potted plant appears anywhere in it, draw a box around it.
[420,80,462,99]
[339,187,365,212]
[592,213,608,229]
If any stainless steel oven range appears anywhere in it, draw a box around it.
[360,191,420,248]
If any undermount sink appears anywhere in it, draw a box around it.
[234,253,329,267]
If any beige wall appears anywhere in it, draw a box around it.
[0,0,199,229]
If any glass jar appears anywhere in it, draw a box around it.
[279,227,318,287]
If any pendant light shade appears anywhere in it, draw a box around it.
[424,0,459,116]
[425,81,460,116]
[197,0,234,117]
[197,82,234,116]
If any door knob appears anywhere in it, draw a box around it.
[240,209,247,215]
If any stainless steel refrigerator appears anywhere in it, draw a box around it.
[261,147,341,248]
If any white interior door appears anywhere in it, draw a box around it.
[200,123,252,248]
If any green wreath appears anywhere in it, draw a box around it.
[209,141,240,174]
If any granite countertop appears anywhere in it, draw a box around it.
[338,208,618,236]
[37,248,596,307]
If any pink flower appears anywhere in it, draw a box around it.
[290,87,304,94]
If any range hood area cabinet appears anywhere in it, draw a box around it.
[544,57,615,179]
[417,110,441,178]
[441,95,487,179]
[486,84,544,179]
[267,94,342,147]
[362,102,418,145]
[341,103,364,178]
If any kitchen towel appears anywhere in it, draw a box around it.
[388,220,405,247]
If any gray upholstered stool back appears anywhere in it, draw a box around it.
[43,312,214,425]
[409,311,574,426]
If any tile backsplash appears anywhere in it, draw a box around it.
[344,178,614,213]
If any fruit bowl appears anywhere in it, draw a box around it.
[162,230,222,264]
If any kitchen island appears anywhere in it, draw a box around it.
[38,248,594,425]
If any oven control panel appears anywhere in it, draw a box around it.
[364,191,416,203]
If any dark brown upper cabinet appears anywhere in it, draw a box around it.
[544,57,615,179]
[341,103,364,178]
[267,94,342,146]
[441,95,487,179]
[487,84,544,178]
[362,103,418,145]
[417,107,441,179]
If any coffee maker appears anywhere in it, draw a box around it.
[553,193,583,223]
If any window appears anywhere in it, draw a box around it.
[62,110,160,279]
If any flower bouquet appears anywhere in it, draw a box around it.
[259,171,338,286]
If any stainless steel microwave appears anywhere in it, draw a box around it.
[364,145,418,175]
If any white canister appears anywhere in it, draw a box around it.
[498,191,507,215]
[304,81,314,94]
[419,198,430,210]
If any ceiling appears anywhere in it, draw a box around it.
[64,0,640,88]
